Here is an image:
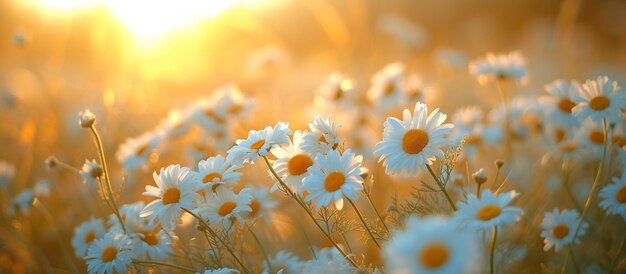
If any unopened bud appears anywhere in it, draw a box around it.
[495,159,504,168]
[79,109,96,128]
[90,165,103,178]
[45,156,58,168]
[472,168,487,185]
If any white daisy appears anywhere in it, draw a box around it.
[209,83,255,120]
[80,159,103,187]
[572,76,626,125]
[141,164,202,231]
[116,131,160,170]
[270,130,314,194]
[576,120,609,158]
[199,268,240,274]
[301,116,342,156]
[540,208,588,252]
[227,122,291,164]
[245,185,277,222]
[0,160,15,187]
[375,101,454,177]
[540,123,583,165]
[539,79,581,127]
[453,189,523,231]
[72,217,106,257]
[8,189,35,216]
[469,51,527,83]
[450,106,502,159]
[367,62,406,111]
[316,73,357,107]
[263,250,302,274]
[131,228,175,260]
[402,74,436,105]
[109,201,149,233]
[155,109,193,140]
[196,186,252,228]
[598,169,626,220]
[34,179,50,197]
[191,97,229,131]
[302,149,367,210]
[302,247,355,274]
[384,216,481,274]
[197,155,242,194]
[85,232,135,274]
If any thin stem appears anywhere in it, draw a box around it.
[489,226,498,274]
[492,164,502,189]
[246,223,272,271]
[496,78,512,162]
[36,200,79,273]
[561,119,609,274]
[54,160,81,173]
[561,165,583,213]
[88,125,127,234]
[133,259,200,273]
[426,165,457,211]
[345,196,381,249]
[477,183,483,198]
[363,187,390,233]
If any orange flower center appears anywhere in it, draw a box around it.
[560,143,577,152]
[218,201,237,216]
[617,185,626,204]
[384,82,396,95]
[551,224,569,239]
[613,136,626,147]
[202,172,222,183]
[588,130,605,145]
[205,110,226,123]
[288,154,313,176]
[140,231,160,246]
[84,231,96,243]
[324,172,345,192]
[251,139,266,150]
[555,129,566,143]
[589,96,610,111]
[465,135,482,145]
[476,204,501,221]
[228,104,243,115]
[101,246,117,262]
[402,129,429,154]
[162,188,181,205]
[136,144,150,157]
[419,243,449,269]
[249,199,261,217]
[557,98,577,114]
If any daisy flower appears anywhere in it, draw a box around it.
[196,186,252,228]
[263,250,302,274]
[450,106,502,159]
[80,159,103,187]
[598,170,626,220]
[199,268,240,274]
[540,123,583,165]
[0,160,15,187]
[116,131,160,170]
[454,189,523,231]
[539,79,581,127]
[316,73,356,107]
[131,228,175,260]
[72,217,106,257]
[270,130,314,193]
[374,101,454,177]
[197,155,242,194]
[384,216,481,274]
[8,189,35,216]
[245,185,277,222]
[155,109,193,140]
[301,116,342,156]
[210,83,255,120]
[402,74,436,105]
[367,62,406,111]
[85,232,135,274]
[576,120,609,158]
[572,76,626,125]
[469,51,527,82]
[141,164,201,231]
[191,97,229,130]
[540,208,588,252]
[109,201,149,233]
[302,149,367,210]
[227,122,291,164]
[303,247,355,274]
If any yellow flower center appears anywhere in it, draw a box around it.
[555,129,566,143]
[101,246,117,262]
[140,231,160,246]
[162,188,181,205]
[613,136,626,147]
[205,110,226,123]
[551,224,569,239]
[84,231,95,244]
[617,185,626,204]
[402,129,429,154]
[251,139,266,150]
[202,172,222,183]
[324,172,345,192]
[419,242,449,269]
[557,98,577,114]
[249,199,261,217]
[589,96,610,111]
[228,104,243,115]
[218,201,237,216]
[135,144,150,157]
[288,154,313,176]
[588,130,605,145]
[384,82,396,95]
[476,204,502,221]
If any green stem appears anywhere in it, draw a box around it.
[490,226,498,274]
[426,165,457,211]
[133,259,199,273]
[345,196,381,249]
[246,223,272,271]
[363,187,390,233]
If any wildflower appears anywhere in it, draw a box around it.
[263,250,302,274]
[317,73,356,107]
[301,116,342,156]
[141,165,201,231]
[454,189,523,231]
[450,106,502,159]
[80,160,103,187]
[540,79,581,127]
[469,51,527,82]
[72,217,106,257]
[116,131,160,170]
[384,216,481,274]
[367,62,406,111]
[197,155,242,194]
[0,160,16,187]
[227,122,291,164]
[270,130,314,193]
[85,232,135,274]
[598,170,626,220]
[375,101,454,177]
[8,189,35,216]
[245,185,277,222]
[541,124,583,165]
[155,109,193,139]
[79,109,96,128]
[109,201,148,232]
[472,168,487,185]
[210,84,255,120]
[191,97,229,130]
[576,120,609,158]
[302,149,367,210]
[131,228,175,260]
[199,268,240,274]
[403,74,436,105]
[196,186,252,228]
[302,247,355,274]
[572,76,626,125]
[540,208,588,252]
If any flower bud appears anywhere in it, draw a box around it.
[45,156,58,168]
[472,168,487,185]
[79,109,96,128]
[495,159,504,168]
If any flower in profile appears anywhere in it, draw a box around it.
[367,62,406,111]
[263,250,302,274]
[227,122,291,164]
[540,79,581,127]
[72,217,106,257]
[384,216,481,274]
[469,51,527,83]
[598,169,626,220]
[141,165,201,231]
[540,208,588,252]
[79,109,96,128]
[302,149,367,210]
[271,130,314,193]
[116,131,160,170]
[302,247,355,274]
[80,159,103,187]
[375,102,454,177]
[0,160,15,187]
[453,189,523,231]
[572,76,626,125]
[85,232,135,274]
[197,155,242,194]
[196,186,252,228]
[301,116,342,156]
